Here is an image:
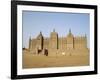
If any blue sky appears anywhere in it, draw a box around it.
[22,11,90,48]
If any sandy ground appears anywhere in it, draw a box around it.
[22,52,89,69]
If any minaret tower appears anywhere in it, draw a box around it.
[49,29,58,49]
[36,31,43,50]
[67,29,74,49]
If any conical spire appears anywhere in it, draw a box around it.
[53,29,55,32]
[39,31,43,36]
[69,29,71,34]
[40,31,42,35]
[29,36,31,41]
[67,29,73,37]
[37,31,43,39]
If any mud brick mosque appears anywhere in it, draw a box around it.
[28,29,89,56]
